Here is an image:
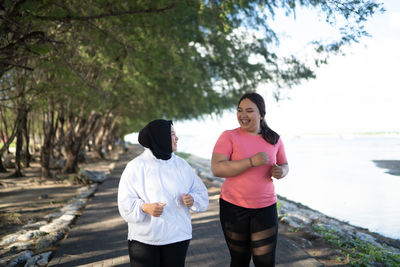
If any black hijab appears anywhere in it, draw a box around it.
[138,119,173,160]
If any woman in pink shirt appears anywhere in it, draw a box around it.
[211,92,289,267]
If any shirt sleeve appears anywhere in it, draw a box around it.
[117,162,149,223]
[276,138,288,165]
[212,130,233,158]
[183,162,209,212]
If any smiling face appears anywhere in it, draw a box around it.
[171,125,178,152]
[237,98,262,135]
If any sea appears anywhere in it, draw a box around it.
[125,132,400,240]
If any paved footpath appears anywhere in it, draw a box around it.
[49,148,324,267]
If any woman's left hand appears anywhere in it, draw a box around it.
[182,194,194,207]
[271,163,288,179]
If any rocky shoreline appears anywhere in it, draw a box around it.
[185,154,400,258]
[277,195,400,252]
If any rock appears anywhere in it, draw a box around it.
[299,237,313,247]
[7,241,32,251]
[39,214,74,233]
[60,198,88,214]
[280,216,302,229]
[35,251,52,266]
[17,230,44,242]
[58,214,75,222]
[44,212,63,220]
[0,230,27,246]
[0,256,9,266]
[76,184,98,198]
[6,250,33,267]
[23,221,48,230]
[36,232,64,251]
[79,170,107,183]
[24,254,41,267]
[354,231,381,248]
[285,212,313,225]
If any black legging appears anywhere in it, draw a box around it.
[128,239,190,267]
[220,198,278,267]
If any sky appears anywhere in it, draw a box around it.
[262,0,400,135]
[174,0,400,138]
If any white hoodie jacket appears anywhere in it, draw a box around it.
[118,149,209,245]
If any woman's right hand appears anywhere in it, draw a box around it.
[250,152,269,166]
[142,202,167,217]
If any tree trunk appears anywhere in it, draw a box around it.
[0,118,20,173]
[10,69,28,177]
[53,112,65,159]
[0,157,6,172]
[63,145,80,173]
[13,116,24,177]
[40,109,55,179]
[62,112,100,173]
[94,122,107,159]
[22,107,31,167]
[93,113,118,159]
[95,144,104,159]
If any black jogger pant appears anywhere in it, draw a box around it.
[128,239,190,267]
[220,198,278,267]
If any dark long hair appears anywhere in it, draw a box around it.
[238,92,280,145]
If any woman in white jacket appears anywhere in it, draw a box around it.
[118,119,209,267]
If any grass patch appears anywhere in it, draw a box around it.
[175,151,191,160]
[313,225,400,266]
[68,174,94,185]
[0,212,22,227]
[37,231,48,237]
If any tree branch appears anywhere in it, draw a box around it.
[0,60,34,71]
[51,43,101,93]
[85,20,136,52]
[0,31,45,51]
[31,4,175,21]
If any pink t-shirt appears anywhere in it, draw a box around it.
[213,127,287,209]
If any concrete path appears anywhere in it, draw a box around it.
[49,148,324,267]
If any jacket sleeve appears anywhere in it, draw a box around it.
[187,165,209,212]
[117,162,149,223]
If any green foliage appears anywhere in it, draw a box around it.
[0,0,384,151]
[2,142,16,149]
[37,231,47,237]
[313,225,400,266]
[175,151,191,160]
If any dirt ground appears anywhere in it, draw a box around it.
[0,150,360,266]
[0,151,116,243]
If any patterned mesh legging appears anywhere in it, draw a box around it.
[219,198,278,267]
